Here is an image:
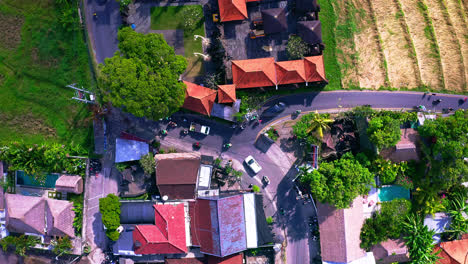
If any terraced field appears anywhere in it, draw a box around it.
[319,0,468,92]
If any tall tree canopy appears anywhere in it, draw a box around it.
[99,27,187,120]
[418,110,468,190]
[300,152,375,208]
[367,115,401,150]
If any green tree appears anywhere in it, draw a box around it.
[402,214,440,264]
[99,27,187,120]
[52,236,73,255]
[367,115,401,150]
[360,199,411,250]
[300,152,374,208]
[286,35,310,60]
[139,152,155,175]
[418,110,468,190]
[252,185,260,193]
[0,235,39,256]
[293,112,334,143]
[99,194,121,241]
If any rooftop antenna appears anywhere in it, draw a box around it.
[67,83,95,104]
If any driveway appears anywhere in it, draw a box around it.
[85,0,122,63]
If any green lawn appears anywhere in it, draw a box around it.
[0,0,94,150]
[150,5,205,78]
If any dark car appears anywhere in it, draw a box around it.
[262,102,286,117]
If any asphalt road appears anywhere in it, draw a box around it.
[159,91,467,264]
[85,0,121,63]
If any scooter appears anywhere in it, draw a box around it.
[193,142,201,149]
[223,143,232,149]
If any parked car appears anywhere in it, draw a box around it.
[245,155,262,174]
[262,102,286,117]
[262,175,270,185]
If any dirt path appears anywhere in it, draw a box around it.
[352,0,388,88]
[370,0,421,88]
[398,0,444,88]
[424,0,465,91]
[444,0,468,90]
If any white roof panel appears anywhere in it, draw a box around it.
[198,164,212,189]
[243,193,258,248]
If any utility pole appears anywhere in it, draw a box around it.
[67,84,95,104]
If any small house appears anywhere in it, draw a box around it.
[55,175,83,194]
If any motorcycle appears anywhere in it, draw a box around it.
[223,143,232,149]
[193,142,201,149]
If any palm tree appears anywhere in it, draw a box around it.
[306,111,334,139]
[445,192,468,240]
[402,214,441,264]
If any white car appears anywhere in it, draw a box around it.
[245,155,262,174]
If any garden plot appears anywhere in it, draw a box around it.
[425,0,465,91]
[370,0,421,88]
[444,0,468,90]
[398,0,444,88]
[351,0,387,88]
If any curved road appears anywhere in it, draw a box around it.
[155,91,467,264]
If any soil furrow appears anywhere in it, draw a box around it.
[424,0,465,91]
[398,0,444,88]
[370,0,421,88]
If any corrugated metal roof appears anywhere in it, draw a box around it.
[115,138,149,163]
[191,195,247,257]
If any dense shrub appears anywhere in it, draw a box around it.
[140,152,155,175]
[0,142,86,183]
[99,194,121,241]
[301,152,374,209]
[367,115,401,150]
[286,35,311,60]
[360,199,411,250]
[52,236,72,255]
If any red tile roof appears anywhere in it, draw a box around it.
[304,56,327,83]
[165,258,206,264]
[317,196,366,263]
[217,84,237,103]
[155,152,201,200]
[232,58,277,89]
[435,238,468,264]
[218,0,248,22]
[275,60,306,85]
[183,81,217,116]
[207,253,244,264]
[190,195,247,257]
[133,203,187,255]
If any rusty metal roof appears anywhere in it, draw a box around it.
[191,195,247,257]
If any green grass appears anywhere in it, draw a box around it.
[317,0,342,90]
[0,0,94,150]
[150,5,205,77]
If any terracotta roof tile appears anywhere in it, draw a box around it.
[436,239,468,264]
[218,0,248,22]
[183,81,217,116]
[155,153,201,199]
[207,253,243,264]
[275,60,306,85]
[217,85,236,103]
[232,58,277,89]
[304,56,327,83]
